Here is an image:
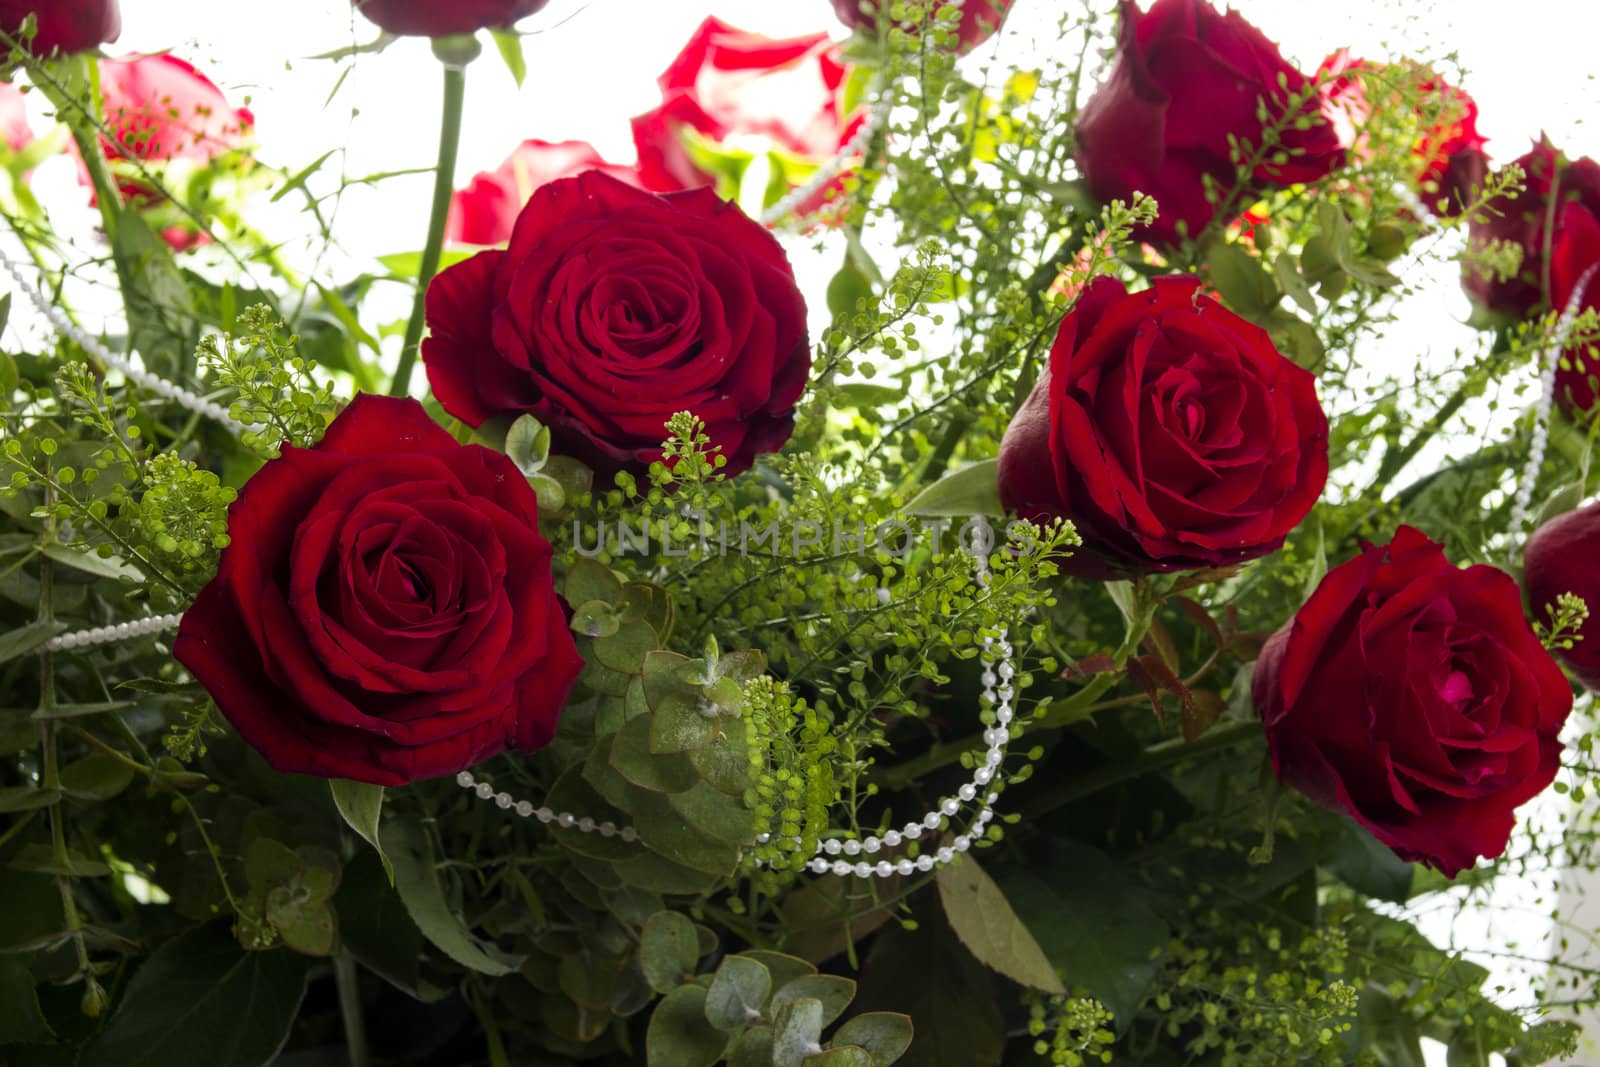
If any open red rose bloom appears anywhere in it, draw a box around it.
[423,170,810,476]
[174,396,582,787]
[998,275,1329,577]
[1255,527,1573,876]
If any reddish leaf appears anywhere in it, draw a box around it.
[1182,690,1226,742]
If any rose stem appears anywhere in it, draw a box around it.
[334,951,370,1067]
[389,57,468,398]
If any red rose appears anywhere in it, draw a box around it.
[1075,0,1343,246]
[830,0,1014,53]
[174,395,581,787]
[630,17,862,205]
[446,139,640,248]
[997,275,1328,577]
[0,82,33,155]
[351,0,549,37]
[1549,199,1600,418]
[0,0,119,55]
[1317,52,1487,218]
[1464,139,1600,317]
[1254,527,1572,876]
[423,171,810,476]
[1525,502,1600,692]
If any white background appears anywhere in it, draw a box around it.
[16,1,1600,1062]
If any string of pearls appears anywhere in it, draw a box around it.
[0,245,243,432]
[459,542,1013,880]
[1508,262,1599,536]
[43,613,184,653]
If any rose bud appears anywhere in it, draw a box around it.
[829,0,1015,53]
[1075,0,1343,246]
[998,275,1328,578]
[351,0,550,38]
[0,0,119,56]
[446,139,640,248]
[1524,501,1600,692]
[174,395,583,787]
[1464,138,1600,318]
[423,170,810,478]
[1255,526,1573,877]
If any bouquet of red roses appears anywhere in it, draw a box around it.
[2,0,1599,1064]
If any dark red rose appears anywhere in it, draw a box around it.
[631,17,862,208]
[352,0,549,37]
[997,275,1328,577]
[1464,139,1600,317]
[1255,527,1573,876]
[1549,199,1600,418]
[1525,502,1600,692]
[1075,0,1343,246]
[0,0,119,55]
[424,170,810,476]
[829,0,1014,53]
[446,139,640,248]
[174,395,582,787]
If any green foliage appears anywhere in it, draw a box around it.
[197,303,340,458]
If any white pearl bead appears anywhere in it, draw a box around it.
[514,801,533,817]
[958,784,976,802]
[903,824,922,840]
[475,783,494,799]
[883,830,902,847]
[556,813,575,828]
[831,860,852,877]
[843,839,862,856]
[975,768,993,785]
[862,837,880,854]
[940,798,960,817]
[577,817,595,833]
[915,855,934,872]
[810,858,831,873]
[599,822,617,837]
[954,836,971,852]
[853,862,874,879]
[823,839,842,855]
[620,827,638,842]
[895,859,915,876]
[494,792,512,809]
[535,808,554,823]
[875,860,893,878]
[923,812,942,829]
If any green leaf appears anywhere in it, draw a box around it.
[0,619,66,663]
[592,619,657,674]
[547,764,639,861]
[505,413,551,475]
[41,542,144,581]
[856,905,1003,1067]
[1274,253,1317,314]
[30,698,140,721]
[376,248,473,277]
[490,28,527,86]
[0,957,54,1044]
[59,753,136,801]
[1303,516,1327,600]
[772,975,856,1028]
[0,785,60,813]
[640,910,701,994]
[704,954,773,1030]
[381,820,521,976]
[904,458,1003,518]
[651,694,718,753]
[806,1048,874,1067]
[110,211,197,377]
[1327,817,1414,903]
[828,261,877,319]
[997,841,1168,1027]
[612,851,721,895]
[330,779,392,885]
[336,851,445,1001]
[773,998,827,1067]
[647,985,728,1067]
[1206,242,1279,317]
[81,923,311,1067]
[936,856,1065,994]
[832,1013,914,1067]
[9,842,109,876]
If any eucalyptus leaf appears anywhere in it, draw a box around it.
[639,910,701,994]
[831,1013,915,1066]
[772,998,826,1067]
[647,985,728,1067]
[704,954,773,1030]
[771,975,856,1028]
